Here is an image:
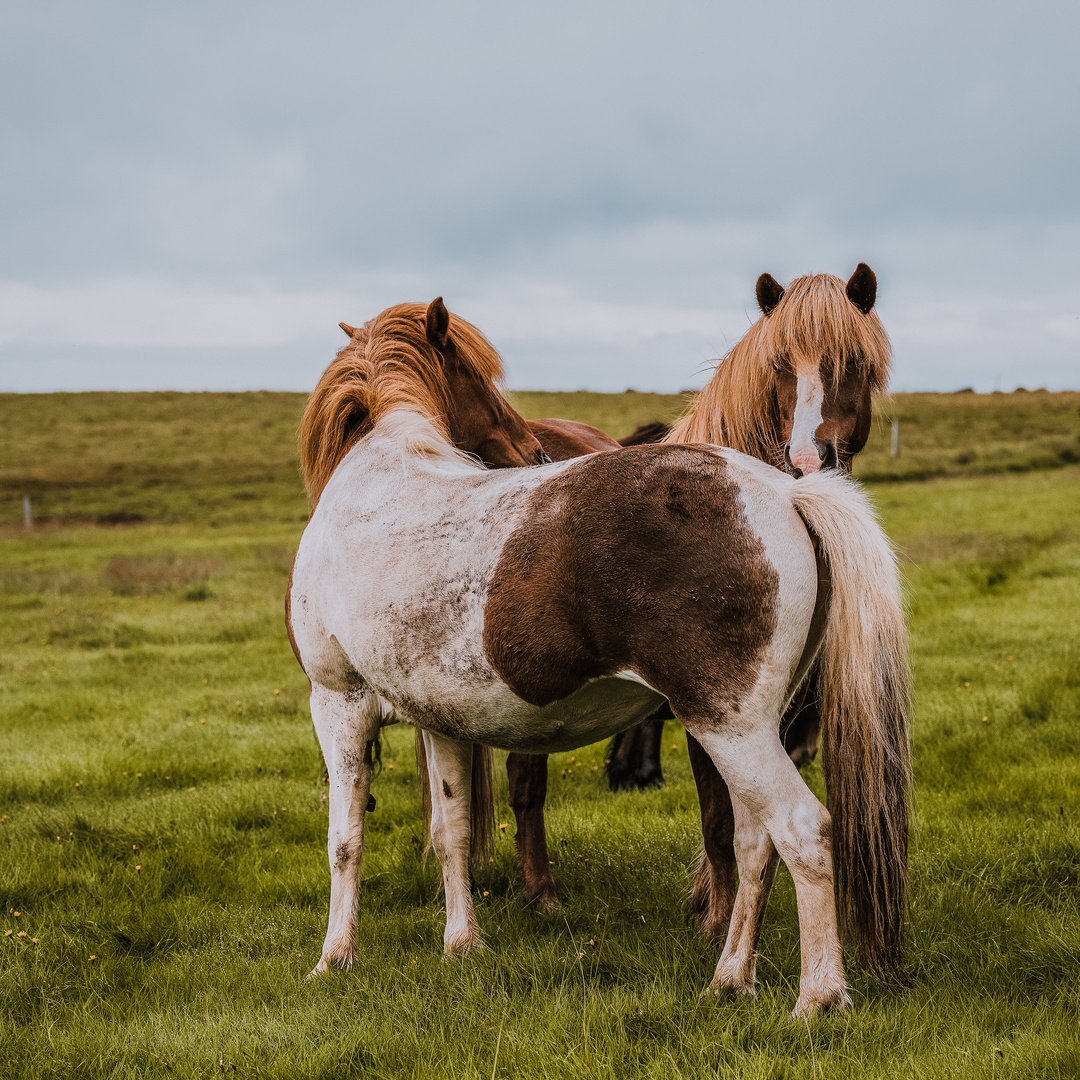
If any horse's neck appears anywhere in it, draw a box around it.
[326,416,567,522]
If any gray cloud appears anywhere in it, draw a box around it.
[1,0,1077,391]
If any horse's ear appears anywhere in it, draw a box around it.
[426,297,451,350]
[756,273,784,316]
[339,322,358,338]
[846,263,877,314]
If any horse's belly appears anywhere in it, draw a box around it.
[463,674,667,753]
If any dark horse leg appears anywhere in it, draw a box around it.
[605,714,667,791]
[505,752,559,912]
[687,730,739,945]
[689,670,822,943]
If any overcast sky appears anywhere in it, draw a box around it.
[2,0,1077,393]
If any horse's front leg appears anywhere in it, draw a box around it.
[422,730,482,953]
[308,683,380,977]
[506,752,558,912]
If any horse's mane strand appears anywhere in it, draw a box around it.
[667,273,892,465]
[298,302,505,505]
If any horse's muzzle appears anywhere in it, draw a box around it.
[784,440,838,478]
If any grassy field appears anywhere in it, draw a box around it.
[3,389,1078,527]
[1,391,1079,1078]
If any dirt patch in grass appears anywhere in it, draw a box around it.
[100,554,221,595]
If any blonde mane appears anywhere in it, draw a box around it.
[667,274,892,464]
[299,303,505,504]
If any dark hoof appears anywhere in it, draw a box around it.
[636,767,664,790]
[523,885,559,913]
[608,766,665,792]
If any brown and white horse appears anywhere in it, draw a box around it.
[289,297,910,1015]
[291,299,548,866]
[503,265,893,926]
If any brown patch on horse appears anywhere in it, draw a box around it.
[483,446,779,720]
[668,268,891,465]
[442,779,453,799]
[299,299,544,505]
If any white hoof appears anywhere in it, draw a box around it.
[791,986,851,1019]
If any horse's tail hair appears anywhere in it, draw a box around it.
[469,744,495,867]
[787,471,911,980]
[414,730,495,869]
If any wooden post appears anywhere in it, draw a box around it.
[23,496,32,529]
[890,419,900,457]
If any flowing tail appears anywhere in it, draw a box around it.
[415,731,494,869]
[788,471,912,979]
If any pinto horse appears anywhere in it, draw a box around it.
[503,265,894,926]
[290,297,911,1015]
[292,299,548,866]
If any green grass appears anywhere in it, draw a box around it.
[4,389,1078,528]
[1,392,1079,1077]
[854,390,1080,484]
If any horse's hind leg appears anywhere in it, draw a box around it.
[781,669,821,768]
[422,730,482,954]
[687,686,818,946]
[606,705,670,791]
[687,732,737,945]
[691,723,849,1017]
[635,716,666,788]
[308,683,380,977]
[706,797,779,998]
[506,752,558,912]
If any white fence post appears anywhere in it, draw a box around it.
[23,496,32,529]
[890,419,900,457]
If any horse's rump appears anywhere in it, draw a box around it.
[482,444,787,721]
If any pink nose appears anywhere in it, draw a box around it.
[789,451,823,475]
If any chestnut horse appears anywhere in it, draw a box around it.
[289,297,910,1015]
[505,265,893,930]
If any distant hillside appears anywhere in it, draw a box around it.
[2,389,1078,527]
